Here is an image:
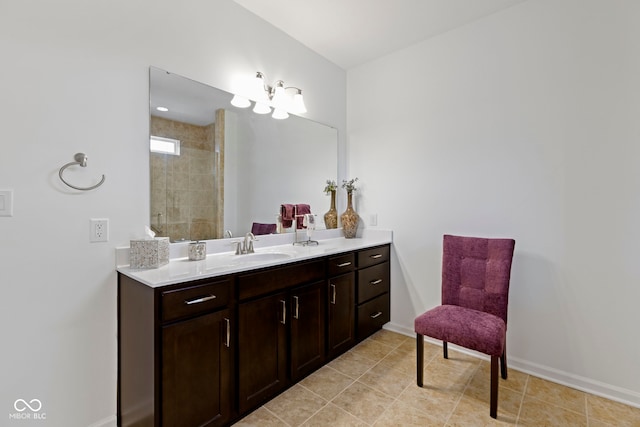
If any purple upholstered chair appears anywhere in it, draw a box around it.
[415,234,515,419]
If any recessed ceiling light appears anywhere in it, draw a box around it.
[156,106,169,112]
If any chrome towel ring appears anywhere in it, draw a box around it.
[58,153,106,191]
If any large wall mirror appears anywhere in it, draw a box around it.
[149,67,338,241]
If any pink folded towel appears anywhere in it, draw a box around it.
[251,222,277,235]
[280,204,311,229]
[280,204,295,228]
[295,204,310,229]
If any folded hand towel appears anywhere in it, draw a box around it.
[295,204,310,229]
[251,222,277,235]
[280,204,295,228]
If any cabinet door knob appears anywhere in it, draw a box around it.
[336,262,352,267]
[370,254,383,259]
[369,279,383,285]
[330,284,336,305]
[184,294,216,305]
[224,318,231,348]
[370,311,383,319]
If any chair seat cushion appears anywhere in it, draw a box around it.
[415,305,506,356]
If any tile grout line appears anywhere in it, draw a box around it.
[442,356,482,426]
[514,372,529,426]
[262,404,294,427]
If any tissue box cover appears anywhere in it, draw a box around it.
[130,237,170,269]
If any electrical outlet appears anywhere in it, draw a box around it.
[90,218,109,242]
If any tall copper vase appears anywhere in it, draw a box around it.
[324,190,338,229]
[340,192,359,238]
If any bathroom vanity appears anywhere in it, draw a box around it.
[117,232,391,427]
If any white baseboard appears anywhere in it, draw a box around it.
[383,322,640,409]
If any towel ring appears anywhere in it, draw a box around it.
[58,153,106,191]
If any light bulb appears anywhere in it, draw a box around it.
[272,108,289,120]
[230,94,251,108]
[253,102,271,114]
[291,90,307,114]
[271,81,288,110]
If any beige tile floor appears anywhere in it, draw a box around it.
[233,330,640,426]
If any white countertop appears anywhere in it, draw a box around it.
[117,229,393,288]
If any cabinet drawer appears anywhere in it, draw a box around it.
[327,253,355,276]
[238,260,325,301]
[162,279,231,322]
[357,245,390,269]
[357,292,390,340]
[357,262,390,304]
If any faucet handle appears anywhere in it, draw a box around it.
[245,232,257,253]
[230,240,242,255]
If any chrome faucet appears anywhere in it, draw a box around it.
[234,232,257,255]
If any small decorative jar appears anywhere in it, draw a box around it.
[188,241,207,261]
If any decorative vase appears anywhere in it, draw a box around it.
[340,191,359,238]
[324,190,338,229]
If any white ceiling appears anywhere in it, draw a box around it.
[233,0,527,69]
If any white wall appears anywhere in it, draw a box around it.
[348,0,640,406]
[0,1,345,425]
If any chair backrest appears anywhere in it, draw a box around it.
[441,234,515,323]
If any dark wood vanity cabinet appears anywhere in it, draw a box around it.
[118,243,390,426]
[237,291,288,413]
[356,245,391,340]
[118,274,234,427]
[326,253,356,358]
[236,260,326,414]
[162,309,232,427]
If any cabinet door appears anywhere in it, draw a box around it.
[162,309,232,427]
[328,272,355,358]
[238,292,287,414]
[290,281,326,381]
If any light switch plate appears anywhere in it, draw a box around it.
[0,190,13,217]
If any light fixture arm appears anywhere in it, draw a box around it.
[256,72,302,99]
[242,71,307,116]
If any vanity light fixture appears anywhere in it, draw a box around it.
[230,71,307,118]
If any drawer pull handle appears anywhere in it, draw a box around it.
[280,300,287,324]
[330,284,336,304]
[337,261,352,267]
[224,318,231,348]
[370,254,383,259]
[293,296,300,319]
[184,294,216,305]
[370,279,383,285]
[370,311,383,319]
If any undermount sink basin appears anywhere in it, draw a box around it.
[226,251,294,265]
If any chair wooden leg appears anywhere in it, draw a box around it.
[416,333,424,387]
[500,350,507,380]
[443,341,448,359]
[490,355,499,419]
